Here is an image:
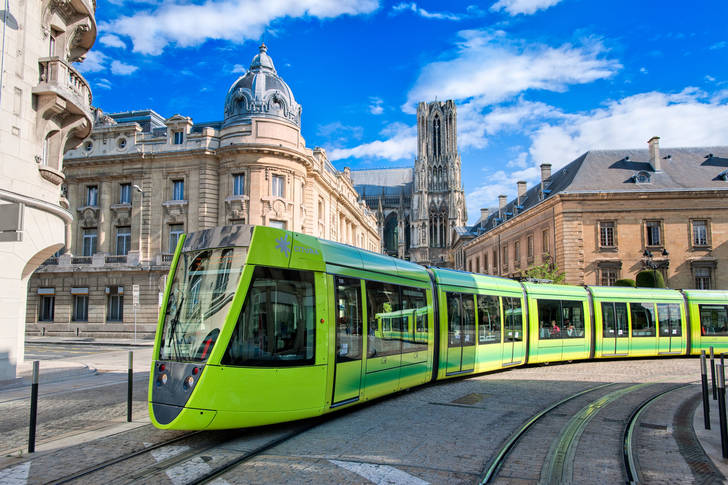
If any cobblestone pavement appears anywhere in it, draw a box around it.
[0,356,724,484]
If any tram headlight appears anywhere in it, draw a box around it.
[158,373,168,385]
[183,375,195,389]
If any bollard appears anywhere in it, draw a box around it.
[127,351,133,422]
[28,361,39,453]
[702,351,711,430]
[718,364,728,459]
[711,347,717,400]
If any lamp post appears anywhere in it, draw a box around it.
[641,248,669,286]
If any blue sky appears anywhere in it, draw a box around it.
[78,0,728,224]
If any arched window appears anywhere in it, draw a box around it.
[433,116,441,158]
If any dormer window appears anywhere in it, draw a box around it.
[635,171,651,184]
[173,131,183,145]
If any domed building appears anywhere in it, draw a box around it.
[26,45,380,337]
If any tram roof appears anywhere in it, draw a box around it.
[587,285,683,301]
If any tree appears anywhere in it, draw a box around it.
[636,270,666,288]
[615,278,636,287]
[520,257,565,284]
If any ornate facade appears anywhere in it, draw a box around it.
[26,45,379,338]
[1,0,96,379]
[350,100,467,266]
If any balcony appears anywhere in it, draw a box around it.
[33,57,93,139]
[105,255,128,264]
[71,256,92,265]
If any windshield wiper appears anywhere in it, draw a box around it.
[167,294,185,362]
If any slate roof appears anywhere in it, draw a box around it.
[459,146,728,240]
[350,167,414,197]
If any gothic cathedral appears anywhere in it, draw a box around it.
[350,100,467,266]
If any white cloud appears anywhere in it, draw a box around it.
[75,50,108,73]
[317,121,363,142]
[392,2,462,20]
[232,64,246,74]
[639,67,648,74]
[328,123,416,162]
[102,0,379,55]
[95,78,112,90]
[369,97,384,115]
[404,30,620,111]
[100,34,126,49]
[110,60,139,75]
[490,0,562,15]
[710,41,727,50]
[530,89,728,168]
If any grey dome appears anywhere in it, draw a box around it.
[223,44,301,128]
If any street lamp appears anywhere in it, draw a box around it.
[641,248,669,287]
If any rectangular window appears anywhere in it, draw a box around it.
[514,241,521,266]
[446,293,476,347]
[367,281,402,357]
[630,302,656,337]
[107,293,123,322]
[169,224,184,252]
[173,131,184,144]
[657,303,682,337]
[699,305,728,336]
[82,228,97,256]
[601,268,618,286]
[119,183,131,204]
[401,286,428,354]
[477,295,501,344]
[483,253,488,274]
[233,174,245,196]
[272,174,285,198]
[695,267,712,289]
[335,277,363,362]
[116,226,131,256]
[537,299,585,339]
[492,250,497,272]
[475,257,480,273]
[72,295,88,322]
[86,185,98,206]
[504,297,523,342]
[269,220,286,230]
[542,229,550,254]
[692,220,708,247]
[39,295,55,321]
[645,221,662,246]
[599,221,615,248]
[527,235,534,259]
[172,180,184,200]
[602,302,629,338]
[502,245,508,270]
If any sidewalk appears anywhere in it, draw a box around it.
[1,337,155,390]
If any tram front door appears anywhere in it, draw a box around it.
[332,277,364,405]
[502,297,525,366]
[445,293,475,375]
[601,302,629,356]
[658,303,683,354]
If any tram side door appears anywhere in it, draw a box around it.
[601,302,629,356]
[332,277,364,405]
[658,303,683,354]
[502,297,525,365]
[446,293,475,375]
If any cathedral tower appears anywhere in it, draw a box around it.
[410,100,467,266]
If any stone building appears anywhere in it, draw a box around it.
[350,100,467,265]
[26,45,379,337]
[454,137,728,289]
[1,0,96,378]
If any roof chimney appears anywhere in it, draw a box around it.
[517,181,527,200]
[480,208,489,229]
[498,195,507,218]
[648,136,661,171]
[540,163,552,181]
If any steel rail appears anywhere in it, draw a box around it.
[623,384,692,485]
[479,382,616,484]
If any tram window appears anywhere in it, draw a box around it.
[477,295,501,344]
[537,299,583,339]
[401,286,427,353]
[366,280,402,358]
[561,300,585,338]
[699,305,728,336]
[630,302,656,337]
[222,267,315,366]
[462,295,476,346]
[537,299,562,339]
[447,293,462,348]
[335,277,363,362]
[657,303,682,337]
[602,302,629,338]
[504,297,523,342]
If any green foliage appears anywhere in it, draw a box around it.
[520,257,565,284]
[615,278,636,287]
[635,270,666,288]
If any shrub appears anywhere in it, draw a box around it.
[615,278,636,287]
[635,270,665,288]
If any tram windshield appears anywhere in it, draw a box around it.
[160,247,246,362]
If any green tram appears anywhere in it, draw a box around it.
[149,225,728,430]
